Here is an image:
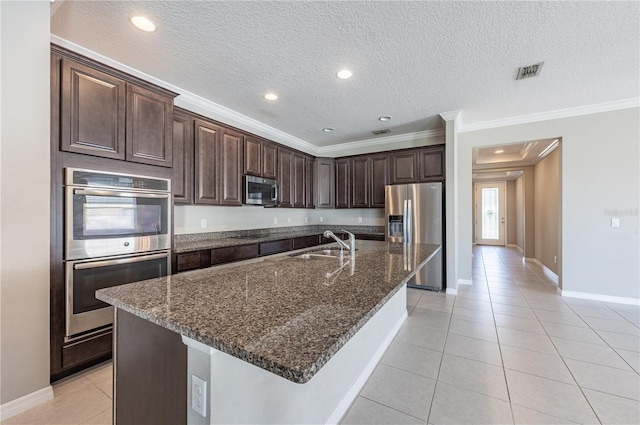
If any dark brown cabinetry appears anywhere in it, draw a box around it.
[211,244,258,265]
[194,119,221,205]
[172,109,193,204]
[278,149,293,208]
[418,146,445,182]
[335,158,350,208]
[193,119,243,206]
[243,136,262,176]
[389,146,445,184]
[292,153,306,208]
[305,157,316,209]
[349,156,370,208]
[126,84,173,167]
[316,158,335,209]
[219,129,243,206]
[61,59,126,160]
[390,150,419,184]
[59,56,175,167]
[370,154,389,208]
[262,142,278,179]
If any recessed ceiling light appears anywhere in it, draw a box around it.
[336,69,353,80]
[131,16,156,32]
[379,116,391,121]
[322,128,334,132]
[264,93,278,101]
[495,149,504,154]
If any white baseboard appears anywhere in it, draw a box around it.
[326,310,408,425]
[0,386,53,420]
[559,290,640,306]
[446,287,458,295]
[458,278,472,286]
[506,244,523,254]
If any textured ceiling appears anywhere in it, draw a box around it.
[51,1,639,148]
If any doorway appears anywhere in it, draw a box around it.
[474,182,506,246]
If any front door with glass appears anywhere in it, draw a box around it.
[475,182,506,246]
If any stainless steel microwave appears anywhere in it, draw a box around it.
[243,175,279,206]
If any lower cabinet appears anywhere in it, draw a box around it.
[211,244,258,265]
[259,239,293,256]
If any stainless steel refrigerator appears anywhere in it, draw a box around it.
[385,182,444,291]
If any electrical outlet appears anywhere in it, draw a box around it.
[200,219,206,228]
[358,217,363,223]
[554,256,557,264]
[273,217,278,224]
[320,216,324,223]
[191,374,207,417]
[287,217,291,223]
[304,216,308,223]
[611,218,620,227]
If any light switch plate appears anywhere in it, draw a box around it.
[191,374,207,417]
[611,217,620,227]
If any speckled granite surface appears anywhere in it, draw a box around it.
[173,225,385,253]
[97,240,439,383]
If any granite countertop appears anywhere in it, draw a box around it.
[173,225,385,253]
[97,240,440,384]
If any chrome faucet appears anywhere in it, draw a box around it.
[323,230,356,258]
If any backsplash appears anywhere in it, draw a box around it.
[174,205,385,235]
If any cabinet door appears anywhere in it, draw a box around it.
[194,119,220,205]
[305,157,316,209]
[418,147,445,182]
[262,142,278,179]
[390,151,419,184]
[370,154,389,208]
[293,153,306,208]
[172,110,193,204]
[243,136,262,176]
[350,156,370,208]
[220,129,243,206]
[316,158,335,209]
[335,158,350,208]
[126,84,174,167]
[278,149,293,207]
[61,59,126,159]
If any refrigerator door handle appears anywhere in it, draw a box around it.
[403,200,407,242]
[406,199,412,243]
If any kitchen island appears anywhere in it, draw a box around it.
[97,240,440,424]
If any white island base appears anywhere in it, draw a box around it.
[181,284,408,425]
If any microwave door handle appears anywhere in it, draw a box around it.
[74,252,169,270]
[272,184,279,203]
[73,189,169,199]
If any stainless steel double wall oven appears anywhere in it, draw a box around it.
[64,168,171,341]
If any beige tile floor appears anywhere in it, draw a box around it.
[2,362,112,425]
[341,246,640,425]
[4,246,640,424]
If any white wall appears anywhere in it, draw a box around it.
[174,206,384,234]
[0,1,51,405]
[458,107,640,300]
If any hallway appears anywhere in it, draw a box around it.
[341,245,640,424]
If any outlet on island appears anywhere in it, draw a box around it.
[273,217,278,224]
[200,219,207,228]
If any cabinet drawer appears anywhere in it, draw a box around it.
[292,235,319,250]
[176,251,209,272]
[211,244,258,265]
[259,239,293,256]
[62,331,112,369]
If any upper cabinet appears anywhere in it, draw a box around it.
[370,153,389,208]
[390,146,445,184]
[243,136,262,177]
[335,158,350,209]
[292,153,306,208]
[349,156,370,208]
[194,119,221,205]
[58,54,176,167]
[262,142,278,179]
[219,128,243,206]
[316,158,335,209]
[305,157,316,209]
[172,109,193,204]
[278,148,293,208]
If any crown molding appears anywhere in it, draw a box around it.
[317,128,445,156]
[439,110,461,122]
[459,98,640,133]
[50,35,319,155]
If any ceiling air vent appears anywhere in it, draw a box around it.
[372,129,391,135]
[516,62,544,80]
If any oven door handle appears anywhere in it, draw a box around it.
[73,189,169,199]
[74,253,169,270]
